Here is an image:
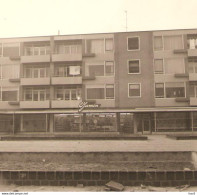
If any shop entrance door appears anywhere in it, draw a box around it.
[143,119,151,134]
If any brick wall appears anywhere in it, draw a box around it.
[1,170,197,187]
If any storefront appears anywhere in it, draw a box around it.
[0,108,197,135]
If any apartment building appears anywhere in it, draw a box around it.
[0,29,197,135]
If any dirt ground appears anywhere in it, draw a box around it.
[0,184,197,192]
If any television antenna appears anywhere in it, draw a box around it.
[125,10,128,32]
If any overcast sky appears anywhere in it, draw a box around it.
[0,0,197,38]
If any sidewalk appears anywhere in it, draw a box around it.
[0,135,196,152]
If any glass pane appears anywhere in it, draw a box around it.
[128,37,139,50]
[105,39,113,51]
[40,69,45,77]
[40,47,46,55]
[87,88,105,99]
[33,91,39,101]
[129,60,139,73]
[33,69,39,78]
[34,48,39,55]
[106,85,114,99]
[71,90,77,100]
[164,35,183,50]
[65,90,70,100]
[89,65,104,76]
[154,36,163,51]
[105,61,114,75]
[154,59,163,73]
[155,83,164,98]
[40,91,45,101]
[25,90,32,101]
[129,84,140,97]
[2,91,17,101]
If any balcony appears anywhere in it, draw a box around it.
[52,53,82,62]
[189,73,197,81]
[0,102,20,109]
[21,55,50,63]
[21,77,50,86]
[20,100,50,109]
[190,97,197,106]
[188,49,197,57]
[51,100,81,108]
[51,76,82,85]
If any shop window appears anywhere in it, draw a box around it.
[128,60,140,74]
[127,37,139,50]
[155,83,164,98]
[128,83,141,97]
[105,38,113,51]
[106,84,114,99]
[165,82,185,98]
[154,59,163,74]
[154,36,163,51]
[163,35,183,50]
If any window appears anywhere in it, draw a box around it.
[55,44,81,54]
[165,82,185,98]
[128,37,139,51]
[0,43,2,56]
[86,84,114,100]
[128,84,141,97]
[128,60,140,74]
[105,61,114,76]
[55,87,81,100]
[105,38,113,51]
[154,59,163,74]
[155,82,185,98]
[24,88,49,101]
[2,64,20,79]
[1,87,18,101]
[86,61,104,77]
[87,88,105,99]
[154,36,163,51]
[155,83,164,98]
[54,65,81,77]
[86,39,104,54]
[3,43,20,57]
[24,65,49,78]
[106,84,114,99]
[24,45,50,56]
[163,35,183,50]
[165,58,185,74]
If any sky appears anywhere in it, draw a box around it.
[0,0,197,38]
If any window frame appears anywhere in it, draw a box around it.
[155,83,165,98]
[105,61,115,76]
[128,83,141,98]
[128,59,141,74]
[154,82,186,99]
[105,38,114,52]
[127,36,140,51]
[86,84,115,100]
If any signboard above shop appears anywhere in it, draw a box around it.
[78,102,100,112]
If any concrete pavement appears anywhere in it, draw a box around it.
[0,135,196,152]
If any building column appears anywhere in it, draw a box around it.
[191,111,194,132]
[20,115,23,132]
[154,112,157,132]
[133,114,138,134]
[49,114,54,133]
[12,114,15,135]
[116,113,120,133]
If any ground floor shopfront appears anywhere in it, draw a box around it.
[0,108,197,135]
